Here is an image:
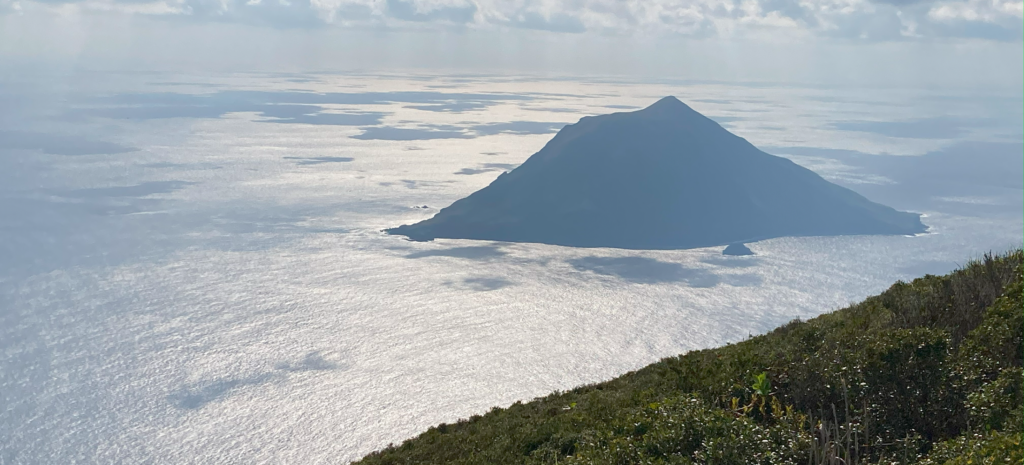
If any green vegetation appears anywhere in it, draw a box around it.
[356,250,1023,465]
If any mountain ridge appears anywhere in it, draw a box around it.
[388,96,927,249]
[355,249,1023,464]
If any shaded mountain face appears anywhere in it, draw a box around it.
[723,243,755,256]
[387,97,927,250]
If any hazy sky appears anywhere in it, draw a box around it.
[1,0,1021,88]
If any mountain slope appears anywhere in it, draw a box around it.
[355,249,1022,464]
[388,97,926,249]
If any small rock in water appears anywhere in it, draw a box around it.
[723,243,754,256]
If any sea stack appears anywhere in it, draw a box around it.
[723,243,755,256]
[388,97,926,249]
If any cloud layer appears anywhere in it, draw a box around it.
[2,0,1021,40]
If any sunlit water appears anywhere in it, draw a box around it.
[1,72,1021,463]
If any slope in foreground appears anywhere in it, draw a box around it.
[357,249,1022,464]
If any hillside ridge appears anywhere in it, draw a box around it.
[356,249,1023,464]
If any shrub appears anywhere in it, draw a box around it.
[355,250,1022,465]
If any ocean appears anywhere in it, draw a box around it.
[1,71,1020,463]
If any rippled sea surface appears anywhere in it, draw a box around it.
[1,72,1021,464]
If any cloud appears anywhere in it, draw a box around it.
[386,0,476,23]
[929,0,1023,22]
[2,0,1022,40]
[872,0,929,6]
[175,0,327,28]
[923,0,1023,38]
[503,11,586,33]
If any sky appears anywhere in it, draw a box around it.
[1,0,1021,89]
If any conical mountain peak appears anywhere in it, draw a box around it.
[387,97,926,249]
[646,95,687,110]
[634,96,706,122]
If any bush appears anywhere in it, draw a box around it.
[355,250,1022,465]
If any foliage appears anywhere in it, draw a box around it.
[355,250,1022,465]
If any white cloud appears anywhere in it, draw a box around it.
[0,0,1020,41]
[929,0,1023,22]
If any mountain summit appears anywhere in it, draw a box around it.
[387,96,927,249]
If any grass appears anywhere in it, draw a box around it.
[355,250,1023,465]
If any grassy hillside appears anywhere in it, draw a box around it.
[356,250,1023,465]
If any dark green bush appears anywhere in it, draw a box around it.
[356,250,1022,465]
